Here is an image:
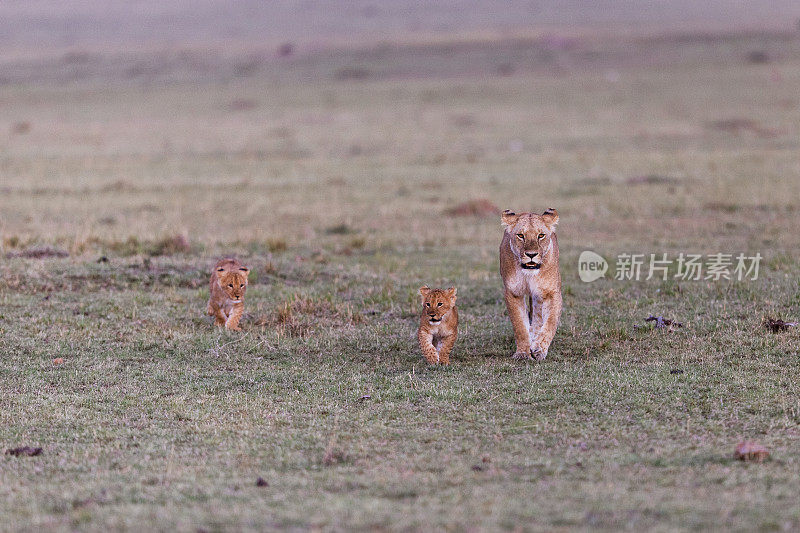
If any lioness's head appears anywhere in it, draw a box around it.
[419,286,457,325]
[215,262,250,301]
[501,208,559,270]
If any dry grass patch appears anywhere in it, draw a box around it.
[5,246,69,259]
[86,235,193,257]
[257,295,367,337]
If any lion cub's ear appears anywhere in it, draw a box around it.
[418,286,431,302]
[541,208,559,229]
[446,287,457,302]
[501,210,520,228]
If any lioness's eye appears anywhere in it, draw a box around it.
[538,233,545,239]
[516,233,525,240]
[437,302,442,307]
[228,284,233,288]
[425,303,430,307]
[240,284,244,288]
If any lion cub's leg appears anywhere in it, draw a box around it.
[437,334,456,366]
[504,290,532,359]
[418,329,439,364]
[208,302,227,327]
[225,302,244,331]
[531,293,562,360]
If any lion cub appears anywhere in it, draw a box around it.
[417,286,458,365]
[207,258,250,331]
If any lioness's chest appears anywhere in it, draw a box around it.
[508,269,545,298]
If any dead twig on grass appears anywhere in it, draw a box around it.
[634,315,683,331]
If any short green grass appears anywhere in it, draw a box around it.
[1,31,800,531]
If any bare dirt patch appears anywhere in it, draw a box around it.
[444,199,500,217]
[735,441,769,462]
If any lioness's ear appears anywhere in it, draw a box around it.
[541,208,559,229]
[446,287,457,301]
[501,209,520,228]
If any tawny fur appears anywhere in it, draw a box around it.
[207,258,250,331]
[499,208,562,361]
[417,286,458,365]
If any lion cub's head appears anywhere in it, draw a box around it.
[215,259,250,302]
[419,286,457,325]
[501,208,559,270]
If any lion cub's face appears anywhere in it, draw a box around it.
[419,286,457,325]
[501,208,559,270]
[216,266,249,301]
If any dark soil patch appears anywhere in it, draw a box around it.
[6,247,69,259]
[625,175,680,186]
[6,446,43,457]
[705,118,783,138]
[763,317,797,333]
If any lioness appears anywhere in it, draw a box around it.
[499,208,562,360]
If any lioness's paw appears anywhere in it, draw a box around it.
[512,351,533,361]
[531,347,547,361]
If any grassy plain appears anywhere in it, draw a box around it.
[1,30,800,531]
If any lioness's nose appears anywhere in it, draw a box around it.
[526,251,538,258]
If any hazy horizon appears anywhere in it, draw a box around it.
[2,0,799,53]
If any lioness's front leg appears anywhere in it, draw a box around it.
[529,296,543,339]
[531,292,562,360]
[504,290,532,359]
[225,302,244,331]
